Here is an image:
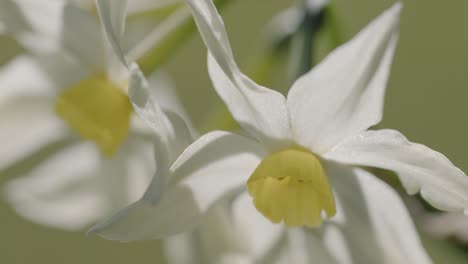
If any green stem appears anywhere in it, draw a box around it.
[294,6,326,79]
[137,0,232,76]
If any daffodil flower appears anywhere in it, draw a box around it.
[0,0,193,230]
[90,1,468,262]
[83,2,299,262]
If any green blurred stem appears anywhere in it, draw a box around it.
[289,5,326,82]
[136,0,232,76]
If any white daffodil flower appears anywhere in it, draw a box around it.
[90,1,468,262]
[0,0,193,230]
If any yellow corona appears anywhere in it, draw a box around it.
[247,147,336,227]
[55,75,132,156]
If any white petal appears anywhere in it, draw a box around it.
[106,135,156,204]
[127,64,194,204]
[0,96,68,171]
[231,192,284,260]
[0,0,63,37]
[4,135,155,231]
[323,165,432,264]
[186,0,292,149]
[96,0,128,67]
[324,129,468,215]
[4,142,105,230]
[127,64,172,145]
[127,63,194,160]
[196,203,250,263]
[60,3,106,71]
[0,56,56,103]
[0,53,87,96]
[32,51,89,90]
[89,131,265,241]
[287,3,401,153]
[280,229,339,264]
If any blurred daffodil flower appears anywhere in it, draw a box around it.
[89,1,468,262]
[0,0,193,230]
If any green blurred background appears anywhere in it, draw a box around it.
[1,0,468,263]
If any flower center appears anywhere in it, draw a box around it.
[55,75,132,156]
[247,147,336,227]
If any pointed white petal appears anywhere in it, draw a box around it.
[207,55,292,150]
[186,0,292,149]
[287,3,401,153]
[324,129,468,215]
[323,164,432,264]
[96,0,128,67]
[89,131,265,241]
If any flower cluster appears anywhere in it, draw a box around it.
[1,0,467,263]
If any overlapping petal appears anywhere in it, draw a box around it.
[4,136,155,230]
[287,3,401,154]
[324,129,468,215]
[186,0,292,149]
[89,131,265,241]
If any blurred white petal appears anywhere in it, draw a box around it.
[4,142,105,230]
[60,3,106,71]
[0,56,56,103]
[4,135,155,230]
[0,96,67,171]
